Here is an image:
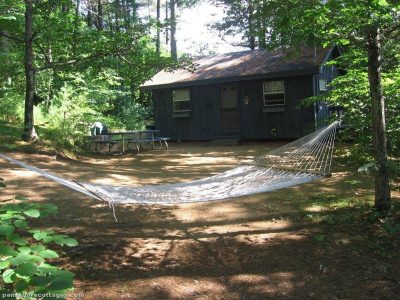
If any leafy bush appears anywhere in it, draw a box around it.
[306,48,400,162]
[31,68,153,150]
[0,179,77,299]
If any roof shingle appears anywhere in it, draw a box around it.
[142,47,331,89]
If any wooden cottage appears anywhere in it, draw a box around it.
[141,47,340,141]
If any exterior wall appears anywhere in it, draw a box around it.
[314,49,341,128]
[152,75,317,141]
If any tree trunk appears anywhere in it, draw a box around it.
[367,26,391,211]
[61,2,69,13]
[248,0,256,50]
[22,0,38,141]
[73,0,80,56]
[169,0,177,61]
[121,0,130,30]
[97,0,103,31]
[156,0,161,57]
[258,0,267,49]
[165,0,169,46]
[115,0,120,32]
[87,3,92,27]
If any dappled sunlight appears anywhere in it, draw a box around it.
[8,169,37,178]
[0,143,398,299]
[188,219,292,237]
[229,272,297,295]
[303,205,329,212]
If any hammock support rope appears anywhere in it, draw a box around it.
[0,122,339,205]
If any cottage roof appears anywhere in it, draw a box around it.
[142,47,333,90]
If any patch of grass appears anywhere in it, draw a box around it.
[382,221,400,234]
[344,179,362,186]
[302,192,373,211]
[314,234,327,242]
[301,192,378,226]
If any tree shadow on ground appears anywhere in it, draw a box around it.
[0,148,399,299]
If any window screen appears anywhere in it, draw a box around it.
[173,89,191,112]
[263,81,285,106]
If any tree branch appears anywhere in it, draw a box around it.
[382,22,400,38]
[33,41,52,67]
[0,31,24,43]
[34,47,133,72]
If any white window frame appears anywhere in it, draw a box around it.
[263,80,285,107]
[172,89,191,112]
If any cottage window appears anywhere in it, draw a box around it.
[319,79,327,91]
[172,89,191,112]
[263,80,285,107]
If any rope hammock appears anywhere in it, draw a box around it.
[0,122,338,206]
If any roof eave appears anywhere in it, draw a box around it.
[141,68,319,90]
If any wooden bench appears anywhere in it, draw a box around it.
[125,137,142,151]
[141,137,170,150]
[90,135,120,153]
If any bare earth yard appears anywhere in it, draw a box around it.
[0,143,399,299]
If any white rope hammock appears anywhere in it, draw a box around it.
[0,122,338,206]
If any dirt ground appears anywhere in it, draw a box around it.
[0,142,399,300]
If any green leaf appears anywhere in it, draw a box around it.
[0,244,17,256]
[9,234,27,246]
[14,196,28,201]
[30,275,53,286]
[14,220,28,228]
[33,230,54,243]
[54,235,78,247]
[25,255,45,264]
[42,236,54,243]
[9,253,29,266]
[0,261,10,270]
[0,182,6,189]
[33,231,48,240]
[38,250,59,259]
[15,279,29,292]
[10,253,44,266]
[0,224,15,235]
[48,278,74,290]
[18,246,31,254]
[31,244,46,253]
[51,269,74,280]
[2,269,15,283]
[15,263,37,277]
[64,238,78,247]
[23,209,40,218]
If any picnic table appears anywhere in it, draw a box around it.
[90,130,170,154]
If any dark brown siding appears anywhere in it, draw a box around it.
[152,75,316,141]
[314,48,341,127]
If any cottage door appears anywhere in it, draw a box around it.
[220,85,240,135]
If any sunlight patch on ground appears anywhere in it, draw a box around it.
[109,173,136,182]
[229,272,296,295]
[303,205,330,212]
[188,220,292,236]
[8,169,37,178]
[174,202,255,223]
[236,232,306,245]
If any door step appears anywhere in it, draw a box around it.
[208,136,242,146]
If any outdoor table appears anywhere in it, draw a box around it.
[108,130,160,154]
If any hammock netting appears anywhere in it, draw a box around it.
[0,121,338,205]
